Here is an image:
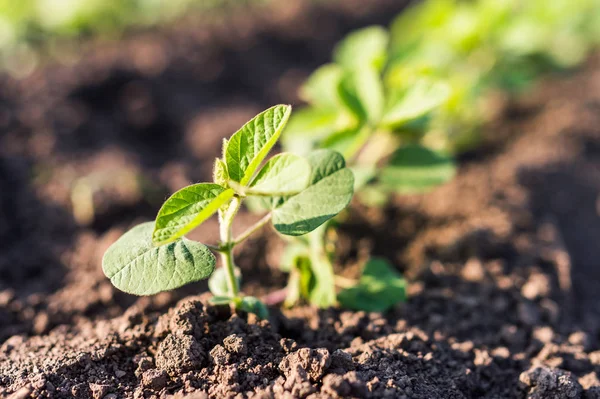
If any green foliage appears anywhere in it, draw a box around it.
[380,145,456,194]
[338,258,406,312]
[102,222,216,295]
[272,150,354,236]
[224,105,291,185]
[284,25,456,199]
[102,105,355,318]
[153,184,234,245]
[278,0,599,312]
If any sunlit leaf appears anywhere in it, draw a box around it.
[248,153,311,196]
[153,183,234,245]
[224,104,292,185]
[272,150,354,236]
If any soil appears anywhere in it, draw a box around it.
[2,0,600,398]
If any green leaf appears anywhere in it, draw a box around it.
[351,66,384,123]
[381,80,450,128]
[379,145,456,194]
[224,105,292,185]
[153,183,234,245]
[103,222,216,296]
[208,266,241,297]
[333,26,389,70]
[213,158,229,187]
[272,150,354,236]
[238,296,269,319]
[282,107,342,156]
[337,258,406,312]
[248,153,311,196]
[300,64,344,109]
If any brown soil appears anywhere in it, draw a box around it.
[2,1,600,398]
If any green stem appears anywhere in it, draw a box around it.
[219,196,242,297]
[233,213,272,246]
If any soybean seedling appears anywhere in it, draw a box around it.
[102,105,354,317]
[272,26,456,311]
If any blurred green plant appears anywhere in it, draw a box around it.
[102,105,355,318]
[0,0,266,76]
[276,0,600,311]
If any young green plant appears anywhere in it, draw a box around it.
[274,26,456,311]
[102,105,354,317]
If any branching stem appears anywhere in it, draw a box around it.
[233,213,272,246]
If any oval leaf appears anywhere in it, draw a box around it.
[103,222,216,296]
[379,145,456,194]
[300,64,344,109]
[333,26,389,70]
[273,150,354,236]
[248,153,311,196]
[238,296,269,319]
[224,105,292,185]
[153,183,234,245]
[381,80,450,128]
[338,258,406,312]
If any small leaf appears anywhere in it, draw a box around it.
[352,66,384,123]
[238,296,269,319]
[213,158,229,187]
[337,258,406,312]
[272,150,354,236]
[300,64,344,109]
[282,107,342,156]
[103,222,216,296]
[153,184,234,245]
[248,153,311,196]
[208,266,241,297]
[379,145,456,194]
[224,105,292,185]
[381,80,450,128]
[333,26,389,70]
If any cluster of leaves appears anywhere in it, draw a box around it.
[387,0,600,152]
[0,0,266,76]
[276,0,600,310]
[103,105,354,317]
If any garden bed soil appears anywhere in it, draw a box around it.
[2,1,600,398]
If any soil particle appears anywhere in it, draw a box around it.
[519,366,583,398]
[279,348,332,382]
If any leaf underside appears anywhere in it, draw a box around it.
[249,153,311,196]
[272,150,354,236]
[103,222,216,296]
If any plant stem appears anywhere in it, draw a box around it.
[233,213,272,246]
[219,196,242,297]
